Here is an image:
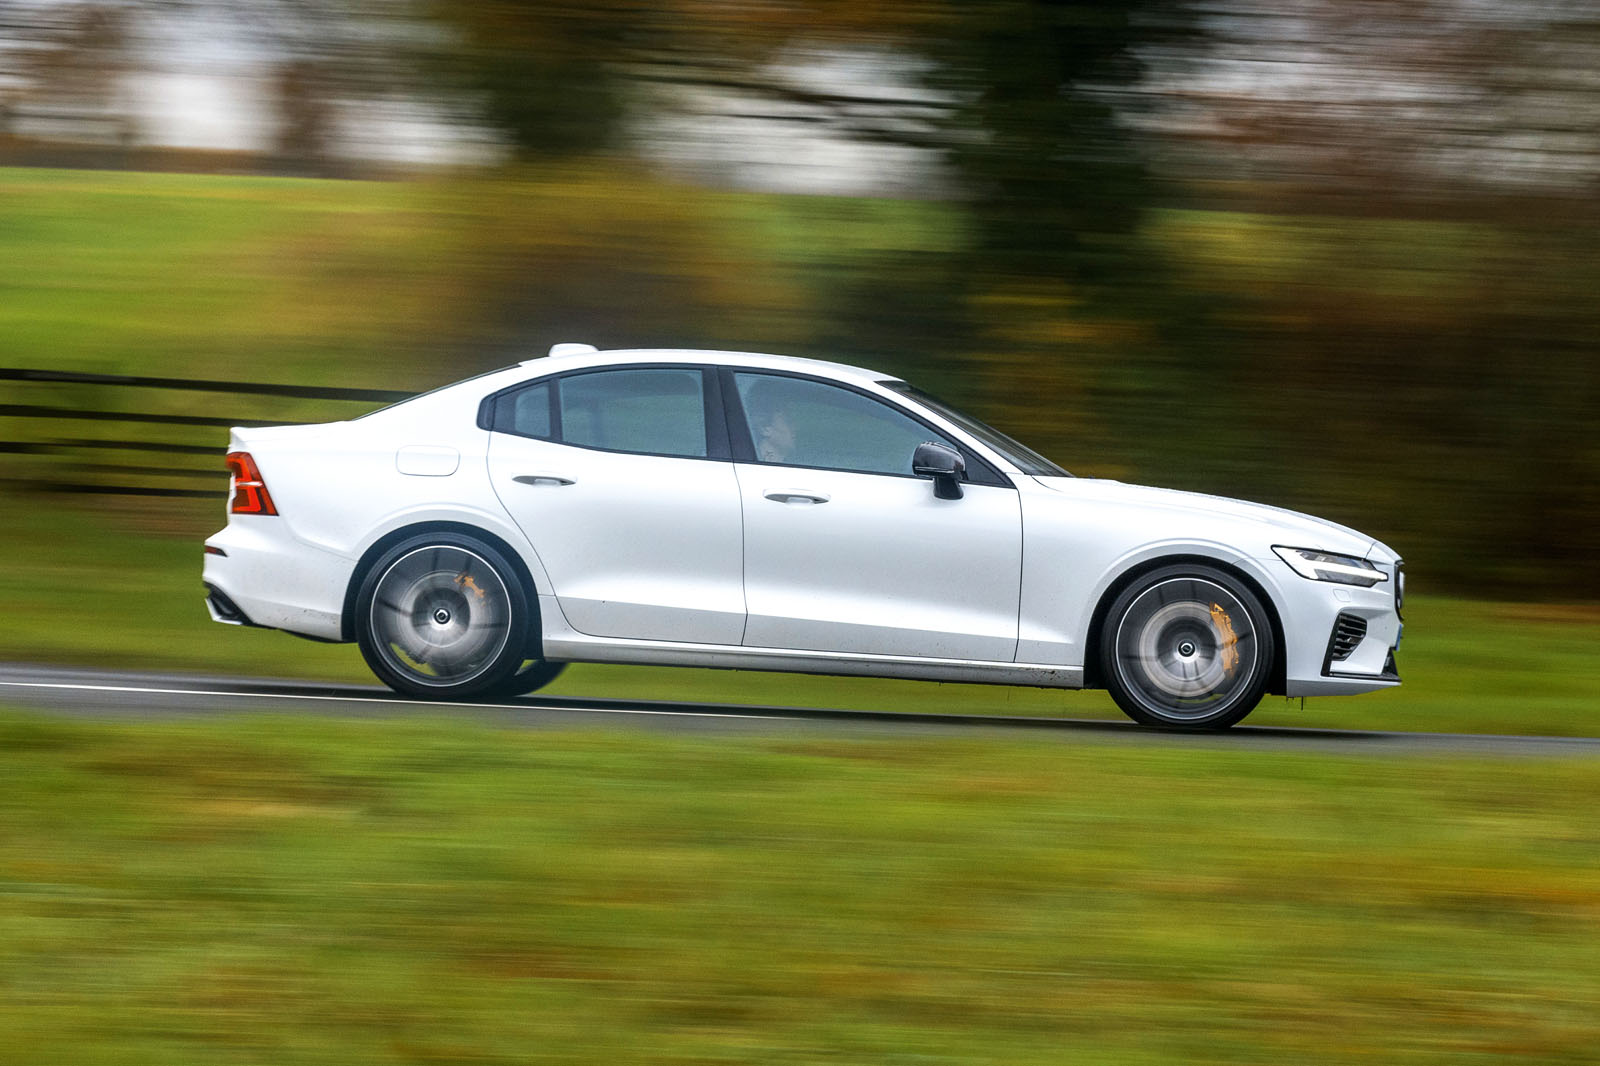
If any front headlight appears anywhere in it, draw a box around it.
[1272,545,1388,587]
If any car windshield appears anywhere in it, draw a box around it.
[883,381,1070,477]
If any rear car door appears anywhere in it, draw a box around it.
[485,365,746,645]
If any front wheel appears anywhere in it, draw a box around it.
[1100,565,1274,729]
[356,533,533,700]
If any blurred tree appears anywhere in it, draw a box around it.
[3,3,138,149]
[926,1,1184,287]
[1143,0,1600,207]
[142,0,454,172]
[894,1,1197,457]
[422,2,1186,248]
[271,57,335,171]
[422,1,631,158]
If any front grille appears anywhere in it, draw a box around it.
[1394,560,1405,620]
[1329,613,1367,661]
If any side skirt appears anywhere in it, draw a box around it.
[541,632,1085,690]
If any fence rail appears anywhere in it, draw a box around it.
[0,368,413,499]
[0,368,412,403]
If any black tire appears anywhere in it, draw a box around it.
[356,532,534,700]
[1099,564,1274,729]
[500,658,568,697]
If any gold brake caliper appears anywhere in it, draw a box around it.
[1210,603,1240,675]
[455,573,488,602]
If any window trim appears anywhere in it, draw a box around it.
[480,364,730,462]
[718,368,1011,487]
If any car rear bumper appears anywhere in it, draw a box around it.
[203,518,351,641]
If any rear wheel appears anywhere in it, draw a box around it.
[504,659,567,696]
[1100,564,1274,729]
[356,533,533,700]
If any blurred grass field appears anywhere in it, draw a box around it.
[0,166,957,389]
[2,497,1597,737]
[1,711,1596,1064]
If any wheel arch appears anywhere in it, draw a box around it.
[1080,553,1287,696]
[341,521,544,656]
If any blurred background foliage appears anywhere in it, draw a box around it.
[3,10,1599,1057]
[1,0,1597,599]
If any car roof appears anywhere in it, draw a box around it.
[520,346,897,387]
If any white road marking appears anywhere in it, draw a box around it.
[0,679,789,720]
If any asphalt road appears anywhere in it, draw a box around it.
[1,662,1596,757]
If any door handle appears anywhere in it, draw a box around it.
[763,489,830,505]
[513,473,575,487]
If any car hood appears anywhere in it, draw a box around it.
[1029,476,1392,561]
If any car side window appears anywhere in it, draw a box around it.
[733,372,958,476]
[560,368,708,458]
[493,381,553,439]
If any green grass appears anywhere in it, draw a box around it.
[0,712,1596,1064]
[0,168,451,387]
[0,166,952,395]
[2,496,1597,736]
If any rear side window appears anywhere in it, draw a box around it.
[493,381,553,439]
[561,369,707,458]
[491,368,709,459]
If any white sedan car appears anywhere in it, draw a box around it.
[204,344,1403,729]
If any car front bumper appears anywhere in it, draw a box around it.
[1276,557,1403,698]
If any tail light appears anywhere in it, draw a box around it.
[225,451,278,515]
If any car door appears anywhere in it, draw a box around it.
[728,370,1022,661]
[485,365,746,645]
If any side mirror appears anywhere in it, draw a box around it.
[912,441,965,500]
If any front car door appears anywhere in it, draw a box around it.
[485,365,746,645]
[728,370,1022,661]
